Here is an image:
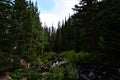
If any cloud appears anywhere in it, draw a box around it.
[40,0,79,28]
[40,12,58,26]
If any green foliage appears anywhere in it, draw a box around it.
[1,0,120,77]
[11,55,21,69]
[10,68,40,80]
[77,52,107,64]
[60,51,79,64]
[40,52,56,63]
[31,56,44,66]
[47,0,120,60]
[0,0,48,72]
[27,69,40,80]
[60,51,116,65]
[44,64,77,80]
[10,69,26,80]
[0,52,16,72]
[64,64,77,80]
[98,0,120,54]
[44,66,64,80]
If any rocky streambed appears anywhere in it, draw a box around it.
[36,55,120,80]
[1,55,120,80]
[77,63,120,80]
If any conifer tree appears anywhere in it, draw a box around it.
[0,0,15,72]
[72,0,100,52]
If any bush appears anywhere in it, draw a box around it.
[27,69,40,80]
[10,69,25,79]
[77,52,110,64]
[31,56,44,66]
[60,51,113,65]
[40,52,56,65]
[44,64,77,80]
[63,63,77,80]
[10,68,40,80]
[60,51,79,64]
[44,66,64,80]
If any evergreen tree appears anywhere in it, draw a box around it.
[0,0,15,72]
[0,0,48,72]
[98,0,120,55]
[13,0,29,56]
[54,22,63,53]
[72,0,100,52]
[13,0,47,57]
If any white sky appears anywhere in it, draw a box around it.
[31,0,79,28]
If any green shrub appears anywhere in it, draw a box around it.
[60,51,79,64]
[44,64,77,80]
[64,64,77,80]
[60,51,112,65]
[44,66,64,80]
[31,56,44,66]
[12,55,21,69]
[10,68,40,80]
[27,69,40,80]
[40,52,56,64]
[77,52,109,64]
[10,69,25,79]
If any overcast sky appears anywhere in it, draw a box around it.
[31,0,79,28]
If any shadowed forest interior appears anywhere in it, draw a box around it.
[0,0,120,80]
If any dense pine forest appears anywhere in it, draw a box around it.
[0,0,120,80]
